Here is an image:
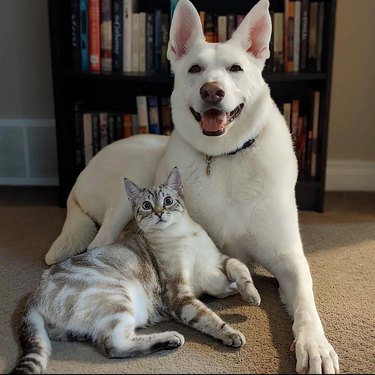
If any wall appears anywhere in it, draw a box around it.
[0,0,374,189]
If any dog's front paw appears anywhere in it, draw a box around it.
[292,332,339,374]
[219,325,246,348]
[239,281,261,306]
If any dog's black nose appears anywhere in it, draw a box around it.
[200,82,225,105]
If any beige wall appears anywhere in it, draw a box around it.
[328,0,375,161]
[0,0,54,118]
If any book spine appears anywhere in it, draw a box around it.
[132,114,139,135]
[123,0,137,72]
[227,14,236,39]
[308,1,318,72]
[71,0,81,70]
[123,113,133,137]
[273,13,284,72]
[99,112,108,148]
[100,0,112,72]
[204,14,215,42]
[112,0,123,72]
[146,13,154,72]
[283,0,289,71]
[286,0,295,72]
[88,0,101,72]
[136,96,149,134]
[217,15,227,42]
[161,13,169,72]
[265,10,274,72]
[293,1,301,72]
[154,10,162,72]
[160,96,173,135]
[299,0,309,71]
[131,13,140,72]
[115,113,124,140]
[291,99,300,146]
[83,112,93,165]
[79,0,89,71]
[283,102,292,131]
[138,12,147,72]
[317,2,325,72]
[74,103,84,174]
[107,113,116,144]
[91,112,100,155]
[236,14,245,27]
[310,90,320,177]
[147,96,160,134]
[199,11,205,29]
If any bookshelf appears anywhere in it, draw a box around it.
[48,0,336,212]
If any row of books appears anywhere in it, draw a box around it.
[268,0,326,73]
[74,96,173,168]
[71,0,170,73]
[280,90,321,178]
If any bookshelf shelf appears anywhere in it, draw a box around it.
[48,0,336,212]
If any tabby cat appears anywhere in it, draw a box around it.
[12,167,260,374]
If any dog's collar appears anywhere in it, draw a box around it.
[205,138,255,175]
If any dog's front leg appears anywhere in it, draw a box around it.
[268,250,339,374]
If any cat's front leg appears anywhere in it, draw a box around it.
[167,281,245,348]
[221,256,261,306]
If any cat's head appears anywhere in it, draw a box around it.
[124,167,185,231]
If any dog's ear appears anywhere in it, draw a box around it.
[230,0,272,62]
[167,0,205,63]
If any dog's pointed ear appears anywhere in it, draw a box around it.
[167,0,205,63]
[230,0,272,62]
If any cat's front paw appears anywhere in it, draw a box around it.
[162,331,185,349]
[240,281,261,306]
[220,326,246,348]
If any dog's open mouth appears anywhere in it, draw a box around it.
[190,104,244,136]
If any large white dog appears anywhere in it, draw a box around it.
[45,0,339,373]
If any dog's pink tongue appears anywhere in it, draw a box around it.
[200,109,226,132]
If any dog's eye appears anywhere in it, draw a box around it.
[164,197,173,206]
[229,64,243,72]
[142,201,152,210]
[188,65,202,74]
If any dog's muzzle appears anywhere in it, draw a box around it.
[190,104,244,136]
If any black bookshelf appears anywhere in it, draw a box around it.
[48,0,336,212]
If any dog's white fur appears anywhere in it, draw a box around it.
[45,0,339,373]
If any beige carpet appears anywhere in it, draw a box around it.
[0,188,374,374]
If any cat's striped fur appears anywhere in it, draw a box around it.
[12,167,260,374]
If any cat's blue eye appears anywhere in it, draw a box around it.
[142,201,152,210]
[164,197,173,206]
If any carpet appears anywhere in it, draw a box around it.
[0,188,374,374]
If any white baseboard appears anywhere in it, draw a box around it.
[325,160,375,191]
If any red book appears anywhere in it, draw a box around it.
[88,0,101,72]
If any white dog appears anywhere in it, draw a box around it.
[45,0,339,373]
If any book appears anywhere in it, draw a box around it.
[310,91,320,177]
[154,9,162,72]
[283,102,292,131]
[273,12,284,72]
[132,113,139,135]
[170,0,179,20]
[146,13,154,71]
[236,14,245,27]
[91,112,100,155]
[217,15,227,42]
[286,0,295,72]
[123,113,133,137]
[107,113,116,144]
[308,1,319,72]
[100,0,112,72]
[147,96,161,134]
[293,1,301,72]
[299,0,309,71]
[265,10,274,72]
[160,96,173,135]
[227,14,236,39]
[74,102,84,173]
[204,13,215,42]
[115,113,124,140]
[112,0,123,72]
[136,96,149,134]
[283,0,289,71]
[79,0,89,71]
[71,0,81,70]
[291,99,300,146]
[88,0,101,72]
[139,12,147,72]
[131,13,140,72]
[99,112,108,148]
[161,13,169,72]
[83,112,93,165]
[199,11,205,29]
[123,0,137,72]
[297,115,307,174]
[317,2,325,72]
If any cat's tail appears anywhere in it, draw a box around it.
[44,186,98,265]
[11,307,51,374]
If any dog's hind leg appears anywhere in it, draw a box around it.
[45,187,98,265]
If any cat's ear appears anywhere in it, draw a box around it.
[166,167,183,195]
[124,178,142,204]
